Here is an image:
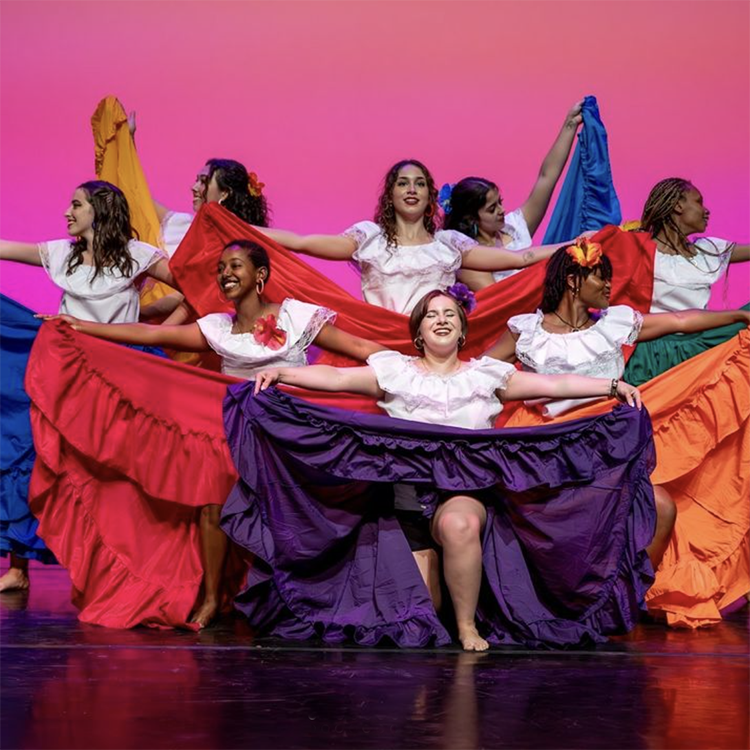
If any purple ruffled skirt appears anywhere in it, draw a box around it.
[220,383,656,648]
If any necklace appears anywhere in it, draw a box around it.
[552,310,590,332]
[655,236,723,275]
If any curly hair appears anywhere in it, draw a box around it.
[223,239,271,281]
[409,289,468,349]
[639,177,694,249]
[66,181,136,281]
[205,159,270,227]
[374,159,438,248]
[540,245,613,313]
[442,177,498,238]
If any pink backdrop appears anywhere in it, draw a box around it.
[1,0,748,311]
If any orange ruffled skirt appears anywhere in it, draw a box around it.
[504,330,750,628]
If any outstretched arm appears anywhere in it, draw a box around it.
[313,324,387,361]
[254,364,382,396]
[520,100,583,235]
[729,243,750,264]
[0,240,43,266]
[639,308,750,341]
[503,370,641,408]
[252,227,357,260]
[483,329,519,363]
[37,315,209,352]
[461,241,564,272]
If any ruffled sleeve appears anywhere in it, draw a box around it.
[435,229,478,257]
[695,237,734,276]
[502,208,533,251]
[127,240,168,274]
[599,305,643,347]
[161,212,194,257]
[342,221,382,261]
[37,240,72,282]
[366,350,409,392]
[196,313,232,355]
[278,298,337,352]
[470,356,517,392]
[507,311,543,337]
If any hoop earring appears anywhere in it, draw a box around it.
[471,222,478,238]
[256,278,265,296]
[458,334,466,349]
[413,336,424,351]
[425,204,435,218]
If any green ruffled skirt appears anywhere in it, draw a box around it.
[624,302,750,386]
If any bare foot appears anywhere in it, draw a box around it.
[0,568,30,592]
[189,599,219,629]
[457,622,489,652]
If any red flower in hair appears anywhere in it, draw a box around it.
[253,315,286,350]
[248,172,265,198]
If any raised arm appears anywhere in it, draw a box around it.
[0,240,43,266]
[520,100,583,235]
[484,329,519,364]
[729,243,750,264]
[254,364,382,396]
[461,241,563,272]
[313,324,387,361]
[639,308,750,341]
[503,370,641,408]
[38,315,209,352]
[252,227,357,260]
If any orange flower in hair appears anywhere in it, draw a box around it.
[248,172,265,198]
[566,236,603,268]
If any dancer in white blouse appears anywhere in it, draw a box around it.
[0,181,175,322]
[254,286,643,651]
[486,239,750,567]
[43,238,384,626]
[638,178,749,313]
[0,180,176,592]
[252,159,564,315]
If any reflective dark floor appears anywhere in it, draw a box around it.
[1,566,748,750]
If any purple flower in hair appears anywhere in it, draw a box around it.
[445,282,477,314]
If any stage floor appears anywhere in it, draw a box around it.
[1,566,748,750]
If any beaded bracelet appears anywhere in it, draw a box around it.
[609,378,619,398]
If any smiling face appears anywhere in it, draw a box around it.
[216,245,266,301]
[674,187,710,234]
[391,164,430,220]
[573,267,612,310]
[192,165,226,211]
[64,188,96,238]
[476,187,505,240]
[417,294,465,354]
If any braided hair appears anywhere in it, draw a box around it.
[540,245,613,313]
[66,181,136,281]
[374,159,438,248]
[442,177,498,238]
[639,177,694,250]
[205,159,270,227]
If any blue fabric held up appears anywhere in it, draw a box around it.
[542,96,622,244]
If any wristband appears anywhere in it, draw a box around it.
[609,378,619,398]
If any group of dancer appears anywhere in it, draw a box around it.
[1,96,748,650]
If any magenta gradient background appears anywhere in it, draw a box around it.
[1,1,748,312]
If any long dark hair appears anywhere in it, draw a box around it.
[639,177,694,250]
[442,177,498,238]
[374,159,438,248]
[205,159,270,227]
[540,245,613,313]
[66,181,136,281]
